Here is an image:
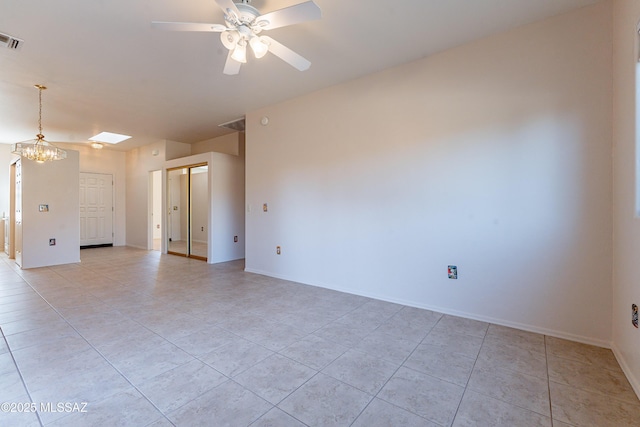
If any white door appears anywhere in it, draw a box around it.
[80,172,113,246]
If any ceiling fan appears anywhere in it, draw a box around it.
[152,0,321,75]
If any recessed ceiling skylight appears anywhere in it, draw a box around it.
[89,132,131,144]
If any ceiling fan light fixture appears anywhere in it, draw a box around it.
[152,0,321,74]
[11,85,67,163]
[250,36,269,58]
[220,30,238,50]
[231,40,247,63]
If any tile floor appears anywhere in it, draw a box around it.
[0,247,638,427]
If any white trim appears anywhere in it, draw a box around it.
[612,343,640,400]
[126,244,148,250]
[147,171,154,251]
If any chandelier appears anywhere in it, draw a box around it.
[11,85,67,163]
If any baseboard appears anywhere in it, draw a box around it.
[243,267,612,349]
[126,244,148,250]
[611,343,640,400]
[19,258,82,269]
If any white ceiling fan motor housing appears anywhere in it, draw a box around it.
[233,3,261,25]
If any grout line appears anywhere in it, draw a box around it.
[544,335,555,425]
[5,248,634,425]
[0,326,44,427]
[444,320,488,426]
[361,313,449,425]
[11,266,178,426]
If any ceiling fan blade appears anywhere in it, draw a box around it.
[215,0,241,20]
[262,36,310,71]
[223,50,241,75]
[151,21,227,32]
[255,1,321,30]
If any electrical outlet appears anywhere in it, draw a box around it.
[263,203,268,212]
[49,238,56,246]
[448,265,457,279]
[234,236,238,243]
[276,246,281,255]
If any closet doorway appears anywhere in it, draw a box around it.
[167,164,208,261]
[149,170,162,251]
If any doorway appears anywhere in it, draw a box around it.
[167,164,208,261]
[149,170,162,251]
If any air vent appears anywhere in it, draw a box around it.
[0,32,23,50]
[218,117,245,132]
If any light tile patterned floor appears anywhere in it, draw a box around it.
[0,247,638,426]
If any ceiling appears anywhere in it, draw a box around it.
[0,0,600,151]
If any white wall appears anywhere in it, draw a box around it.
[126,140,167,249]
[152,170,162,240]
[166,140,192,161]
[59,143,126,246]
[246,2,613,346]
[211,152,245,262]
[0,145,13,219]
[20,150,80,268]
[126,140,188,249]
[612,0,640,398]
[192,133,241,156]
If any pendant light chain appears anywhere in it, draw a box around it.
[38,85,42,136]
[10,84,67,163]
[36,84,46,140]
